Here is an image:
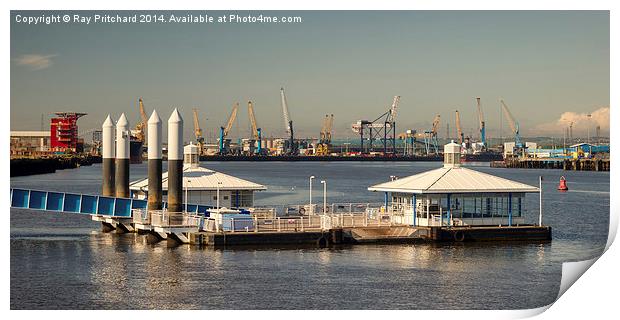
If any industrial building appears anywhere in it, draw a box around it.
[50,112,87,153]
[10,131,51,157]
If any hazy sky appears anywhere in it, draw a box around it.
[11,10,609,141]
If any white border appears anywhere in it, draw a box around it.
[3,1,617,318]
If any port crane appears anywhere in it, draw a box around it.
[280,87,298,155]
[455,110,464,145]
[247,101,263,155]
[219,102,239,155]
[398,129,418,156]
[351,95,400,155]
[423,114,441,155]
[500,99,524,156]
[476,97,486,149]
[132,97,149,143]
[316,114,334,156]
[192,108,205,156]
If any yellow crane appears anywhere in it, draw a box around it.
[192,108,204,155]
[316,114,334,156]
[247,101,263,154]
[133,97,148,142]
[224,103,238,137]
[219,103,238,154]
[247,101,259,140]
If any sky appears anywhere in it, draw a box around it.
[10,10,610,142]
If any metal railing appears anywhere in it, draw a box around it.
[199,212,411,233]
[202,215,324,233]
[247,207,277,219]
[252,202,384,216]
[132,208,150,225]
[150,211,202,229]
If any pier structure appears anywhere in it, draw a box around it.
[131,140,267,243]
[367,141,541,228]
[167,108,184,213]
[147,110,162,211]
[97,113,133,232]
[124,141,550,246]
[115,113,130,198]
[101,115,115,197]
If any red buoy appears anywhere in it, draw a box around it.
[558,176,568,191]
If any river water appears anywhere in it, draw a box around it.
[10,161,609,309]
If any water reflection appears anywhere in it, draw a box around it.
[10,161,607,309]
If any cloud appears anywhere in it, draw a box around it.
[532,106,609,136]
[15,54,57,70]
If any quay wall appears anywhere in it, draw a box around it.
[181,225,551,247]
[191,229,343,247]
[199,155,443,162]
[491,158,610,171]
[10,155,102,177]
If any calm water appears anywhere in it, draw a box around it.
[10,162,609,309]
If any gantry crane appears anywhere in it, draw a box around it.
[500,99,524,157]
[397,129,418,156]
[219,102,238,155]
[192,108,205,155]
[351,95,400,155]
[423,115,441,155]
[316,114,334,156]
[476,97,486,149]
[280,87,298,155]
[247,101,262,155]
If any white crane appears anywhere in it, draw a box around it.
[476,97,486,148]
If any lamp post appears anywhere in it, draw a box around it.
[309,176,315,215]
[185,179,191,212]
[216,181,222,210]
[539,175,543,226]
[320,180,327,214]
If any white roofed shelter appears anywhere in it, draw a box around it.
[368,141,539,227]
[130,142,266,208]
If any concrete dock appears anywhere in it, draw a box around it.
[492,158,610,171]
[128,210,552,247]
[186,225,551,247]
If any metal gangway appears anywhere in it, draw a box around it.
[9,188,215,217]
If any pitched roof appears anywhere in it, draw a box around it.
[130,164,266,192]
[368,166,539,194]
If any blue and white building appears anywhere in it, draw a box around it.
[368,142,539,227]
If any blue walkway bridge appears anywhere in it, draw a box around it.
[10,188,213,217]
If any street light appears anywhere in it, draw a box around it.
[320,180,327,214]
[185,179,191,212]
[216,180,223,210]
[309,176,315,215]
